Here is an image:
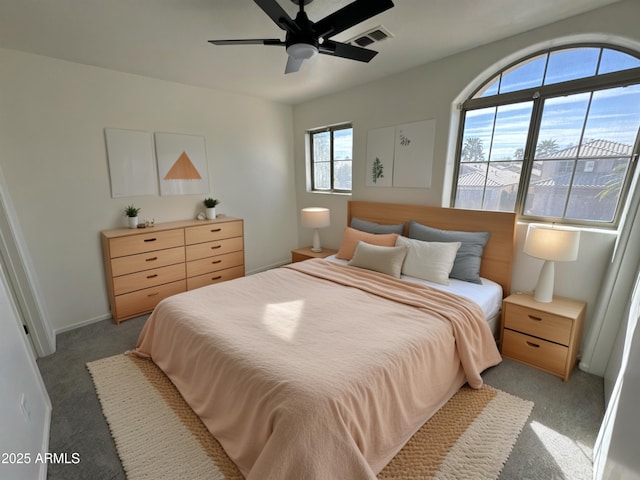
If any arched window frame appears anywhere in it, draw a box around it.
[450,42,640,228]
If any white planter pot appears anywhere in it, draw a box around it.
[128,216,139,228]
[205,207,216,220]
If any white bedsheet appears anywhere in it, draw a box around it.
[325,254,503,320]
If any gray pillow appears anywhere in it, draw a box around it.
[350,217,405,235]
[408,220,489,284]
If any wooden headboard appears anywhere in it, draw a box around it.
[348,201,517,296]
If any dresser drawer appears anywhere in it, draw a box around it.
[112,263,186,296]
[109,229,184,258]
[110,246,185,277]
[186,251,244,278]
[502,329,568,377]
[185,221,243,245]
[185,236,244,262]
[504,303,572,345]
[114,280,186,320]
[187,265,244,290]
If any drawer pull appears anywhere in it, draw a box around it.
[528,315,543,321]
[211,275,222,281]
[526,341,540,348]
[147,292,159,297]
[143,238,157,243]
[211,259,222,264]
[211,245,222,250]
[210,228,222,232]
[145,256,158,262]
[146,274,158,279]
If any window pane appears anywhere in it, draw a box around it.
[314,162,330,190]
[488,102,533,161]
[312,131,330,163]
[483,161,522,211]
[565,159,629,222]
[581,85,640,151]
[598,48,640,75]
[544,48,599,85]
[461,108,494,162]
[499,54,546,94]
[475,75,500,98]
[334,160,352,190]
[455,163,488,209]
[333,128,352,161]
[524,160,571,217]
[535,93,591,159]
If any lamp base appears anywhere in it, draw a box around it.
[310,229,322,253]
[533,260,555,303]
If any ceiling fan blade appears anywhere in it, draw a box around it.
[319,40,378,63]
[285,56,304,74]
[313,0,394,39]
[253,0,299,33]
[208,39,284,46]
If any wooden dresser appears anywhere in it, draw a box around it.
[101,217,244,324]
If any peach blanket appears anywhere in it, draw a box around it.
[135,259,501,479]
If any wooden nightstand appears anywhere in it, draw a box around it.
[500,292,586,382]
[291,246,338,263]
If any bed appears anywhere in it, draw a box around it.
[135,201,516,479]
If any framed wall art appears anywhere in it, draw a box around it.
[155,132,209,196]
[104,128,157,198]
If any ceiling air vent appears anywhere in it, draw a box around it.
[347,25,393,48]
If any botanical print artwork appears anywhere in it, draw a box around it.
[366,120,435,188]
[366,126,394,187]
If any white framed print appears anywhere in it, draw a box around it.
[105,128,157,198]
[155,132,209,196]
[365,126,395,187]
[392,119,436,189]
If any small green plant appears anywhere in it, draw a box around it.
[124,205,141,217]
[203,198,219,208]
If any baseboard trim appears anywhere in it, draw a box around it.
[54,313,112,335]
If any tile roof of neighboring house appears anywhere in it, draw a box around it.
[457,165,520,187]
[550,139,633,158]
[534,171,615,188]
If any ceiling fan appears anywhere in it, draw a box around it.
[209,0,394,74]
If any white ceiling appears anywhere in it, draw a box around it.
[0,0,621,104]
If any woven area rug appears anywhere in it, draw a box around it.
[87,353,533,480]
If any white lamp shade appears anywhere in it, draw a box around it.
[301,208,330,229]
[523,224,580,262]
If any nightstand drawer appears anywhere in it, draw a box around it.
[504,303,572,345]
[185,221,243,244]
[502,329,567,377]
[186,251,244,277]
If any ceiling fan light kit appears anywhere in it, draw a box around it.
[209,0,395,74]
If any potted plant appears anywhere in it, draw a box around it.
[124,205,141,229]
[203,198,219,220]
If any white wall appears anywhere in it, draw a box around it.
[292,0,640,374]
[0,48,298,333]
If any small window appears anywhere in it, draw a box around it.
[308,124,353,193]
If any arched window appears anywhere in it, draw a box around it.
[451,45,640,227]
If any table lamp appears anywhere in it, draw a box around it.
[301,207,330,253]
[523,223,580,303]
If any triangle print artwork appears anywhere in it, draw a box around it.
[163,151,202,180]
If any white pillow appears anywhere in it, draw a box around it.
[348,241,408,278]
[396,236,461,285]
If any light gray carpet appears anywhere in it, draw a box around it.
[37,316,604,480]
